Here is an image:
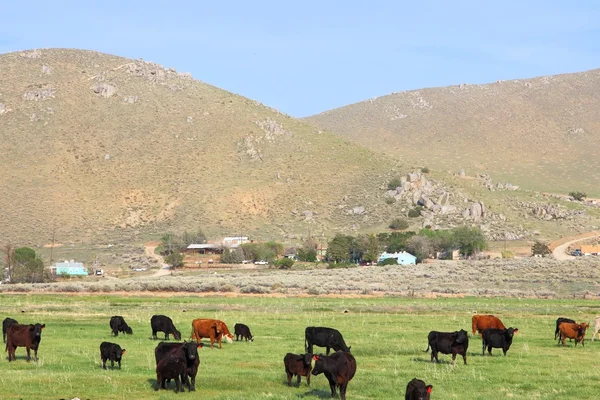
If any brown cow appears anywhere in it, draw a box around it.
[558,322,589,347]
[190,319,233,349]
[5,323,45,362]
[472,315,506,336]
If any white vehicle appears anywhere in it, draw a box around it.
[254,260,268,265]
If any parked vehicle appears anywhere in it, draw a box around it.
[254,260,268,265]
[571,249,583,256]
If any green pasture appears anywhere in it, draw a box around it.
[1,294,599,399]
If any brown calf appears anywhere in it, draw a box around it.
[558,322,589,347]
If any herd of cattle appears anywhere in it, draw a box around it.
[2,313,600,399]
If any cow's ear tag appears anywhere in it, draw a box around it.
[312,355,319,361]
[426,386,433,393]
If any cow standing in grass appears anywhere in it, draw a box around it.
[555,317,575,340]
[190,319,233,349]
[311,351,356,400]
[5,323,45,362]
[155,356,187,392]
[283,353,312,387]
[109,316,132,336]
[100,341,125,369]
[558,322,589,347]
[151,315,181,341]
[305,327,351,355]
[155,341,202,391]
[234,323,254,342]
[424,329,469,365]
[482,327,518,356]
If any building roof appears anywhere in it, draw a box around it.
[187,244,221,249]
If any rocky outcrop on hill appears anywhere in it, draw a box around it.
[478,174,519,191]
[384,171,526,240]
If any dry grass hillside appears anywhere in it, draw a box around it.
[306,70,600,197]
[0,48,408,245]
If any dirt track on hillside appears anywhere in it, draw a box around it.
[551,231,600,260]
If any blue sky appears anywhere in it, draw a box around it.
[1,1,599,117]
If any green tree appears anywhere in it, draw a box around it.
[240,243,276,263]
[165,251,184,268]
[297,237,318,262]
[408,206,423,218]
[569,191,586,201]
[452,226,487,257]
[12,247,45,283]
[418,228,454,253]
[276,258,295,269]
[221,248,244,264]
[378,231,416,253]
[326,234,356,263]
[531,241,551,257]
[358,234,380,263]
[406,236,433,263]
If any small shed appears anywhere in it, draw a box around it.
[377,251,417,265]
[51,260,88,276]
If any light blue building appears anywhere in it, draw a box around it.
[377,251,417,265]
[51,260,88,276]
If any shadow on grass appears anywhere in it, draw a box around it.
[296,388,332,398]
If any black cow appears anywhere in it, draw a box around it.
[482,327,518,356]
[155,341,202,391]
[311,351,356,400]
[5,323,44,362]
[555,317,575,340]
[151,315,181,341]
[424,329,469,365]
[283,352,312,387]
[305,327,351,355]
[155,356,186,392]
[2,317,18,343]
[100,341,125,369]
[405,378,433,400]
[234,323,254,342]
[109,316,132,336]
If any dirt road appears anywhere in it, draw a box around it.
[552,231,600,260]
[144,243,172,277]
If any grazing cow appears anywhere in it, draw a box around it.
[2,317,18,343]
[472,314,506,336]
[481,327,518,356]
[555,317,576,340]
[305,327,351,355]
[558,322,589,347]
[109,316,132,336]
[99,341,125,369]
[234,323,254,342]
[283,352,312,387]
[151,315,181,341]
[311,351,356,400]
[590,317,600,341]
[5,323,45,362]
[190,318,233,349]
[155,341,202,391]
[424,329,469,365]
[155,356,186,392]
[405,378,433,400]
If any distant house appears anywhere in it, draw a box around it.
[222,236,250,248]
[183,244,224,255]
[377,251,417,265]
[50,260,88,276]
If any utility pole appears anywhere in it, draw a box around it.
[50,222,56,263]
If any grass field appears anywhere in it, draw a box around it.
[1,294,599,399]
